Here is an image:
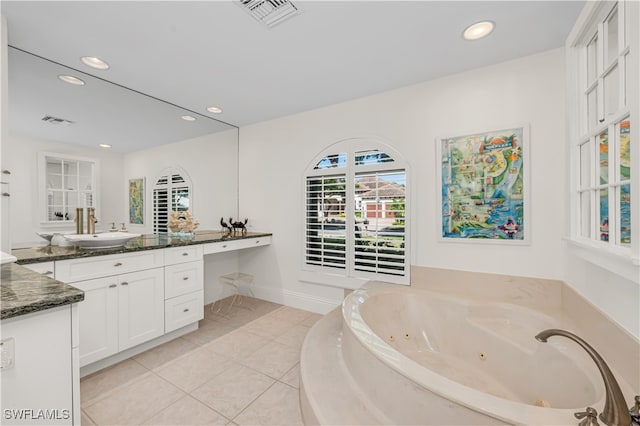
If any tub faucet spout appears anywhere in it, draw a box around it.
[535,329,631,426]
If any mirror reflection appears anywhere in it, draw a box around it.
[8,46,236,152]
[5,47,239,247]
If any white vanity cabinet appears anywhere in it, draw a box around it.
[21,260,55,278]
[56,252,165,367]
[1,306,77,425]
[73,268,164,367]
[163,245,204,333]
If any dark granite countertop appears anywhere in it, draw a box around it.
[1,263,84,320]
[13,230,272,264]
[3,230,270,321]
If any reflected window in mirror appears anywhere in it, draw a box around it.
[38,152,98,226]
[153,167,192,233]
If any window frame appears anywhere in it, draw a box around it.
[301,138,410,288]
[152,166,193,234]
[38,151,99,229]
[567,0,639,280]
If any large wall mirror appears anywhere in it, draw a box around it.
[4,46,239,245]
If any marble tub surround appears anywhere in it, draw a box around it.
[411,266,640,392]
[81,297,321,426]
[13,230,272,264]
[301,269,639,425]
[0,262,84,320]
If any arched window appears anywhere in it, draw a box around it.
[152,167,192,233]
[304,139,409,284]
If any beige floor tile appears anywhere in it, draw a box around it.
[80,359,149,406]
[133,337,198,370]
[155,346,232,392]
[233,382,303,426]
[240,340,300,380]
[81,409,96,425]
[203,329,270,361]
[300,312,324,328]
[275,324,310,351]
[279,363,300,389]
[181,319,236,346]
[243,315,294,339]
[208,309,263,329]
[267,306,313,324]
[84,373,184,425]
[142,394,229,425]
[191,363,275,420]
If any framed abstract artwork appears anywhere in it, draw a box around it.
[437,125,529,243]
[129,178,145,225]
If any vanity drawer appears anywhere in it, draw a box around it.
[56,250,164,283]
[165,291,203,333]
[203,236,271,255]
[164,260,203,299]
[21,261,55,278]
[164,245,203,266]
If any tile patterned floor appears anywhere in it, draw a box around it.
[80,297,323,425]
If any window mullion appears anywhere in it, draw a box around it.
[345,153,355,278]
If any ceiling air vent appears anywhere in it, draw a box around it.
[41,115,74,126]
[238,0,299,28]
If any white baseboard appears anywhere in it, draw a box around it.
[251,285,341,314]
[79,322,198,378]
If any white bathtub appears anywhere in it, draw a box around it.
[340,281,613,425]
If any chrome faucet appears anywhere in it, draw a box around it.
[87,207,98,234]
[535,329,632,426]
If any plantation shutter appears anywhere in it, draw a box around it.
[354,170,406,276]
[305,174,347,269]
[153,171,191,233]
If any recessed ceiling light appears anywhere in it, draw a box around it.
[98,143,111,149]
[181,115,197,121]
[463,21,495,41]
[206,106,223,114]
[81,56,110,70]
[58,74,85,86]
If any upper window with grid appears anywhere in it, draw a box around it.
[575,1,632,248]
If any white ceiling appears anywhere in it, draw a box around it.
[2,1,585,152]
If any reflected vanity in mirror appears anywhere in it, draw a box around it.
[5,47,239,244]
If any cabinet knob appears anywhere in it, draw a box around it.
[256,240,260,244]
[2,192,10,197]
[2,170,10,175]
[222,244,227,248]
[182,276,189,281]
[182,253,189,256]
[41,271,53,276]
[183,308,190,313]
[121,282,129,286]
[114,262,123,267]
[109,284,117,288]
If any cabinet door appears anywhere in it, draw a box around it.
[118,268,164,351]
[73,277,119,366]
[1,307,73,425]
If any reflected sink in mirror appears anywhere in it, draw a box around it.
[64,233,141,249]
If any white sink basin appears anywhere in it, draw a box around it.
[64,233,141,249]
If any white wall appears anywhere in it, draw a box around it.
[238,48,570,313]
[122,128,238,233]
[2,133,125,246]
[122,129,239,303]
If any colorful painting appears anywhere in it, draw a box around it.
[440,126,527,242]
[129,178,144,225]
